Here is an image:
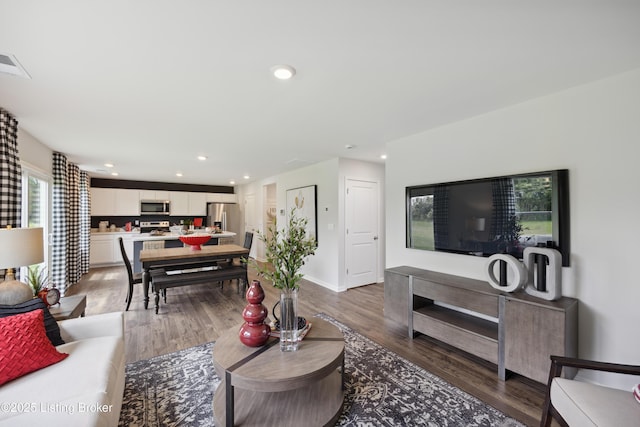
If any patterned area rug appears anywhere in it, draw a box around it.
[119,314,524,426]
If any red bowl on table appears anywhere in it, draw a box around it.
[179,234,211,250]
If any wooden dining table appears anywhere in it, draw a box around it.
[139,244,250,309]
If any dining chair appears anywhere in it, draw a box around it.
[218,231,253,294]
[119,237,142,311]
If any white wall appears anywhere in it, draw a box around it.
[238,157,385,292]
[385,68,640,389]
[18,128,53,174]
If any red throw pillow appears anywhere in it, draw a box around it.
[0,309,68,385]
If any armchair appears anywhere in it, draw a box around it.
[541,355,640,426]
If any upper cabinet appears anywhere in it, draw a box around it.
[206,193,237,203]
[91,188,139,216]
[139,190,169,201]
[168,191,190,216]
[91,188,116,216]
[188,193,208,216]
[116,189,140,215]
[169,192,207,216]
[91,186,235,216]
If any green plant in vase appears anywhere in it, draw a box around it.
[251,207,317,351]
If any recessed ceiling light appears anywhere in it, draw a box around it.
[229,180,236,185]
[271,64,296,80]
[176,172,183,177]
[104,163,114,168]
[111,172,119,176]
[197,155,207,161]
[243,175,250,180]
[380,154,387,160]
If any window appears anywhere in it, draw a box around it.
[21,164,51,278]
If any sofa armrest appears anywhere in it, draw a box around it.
[58,311,124,343]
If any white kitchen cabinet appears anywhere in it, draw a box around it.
[90,234,115,265]
[221,193,237,203]
[91,188,139,215]
[114,189,140,215]
[169,191,190,216]
[188,192,208,216]
[139,190,170,201]
[91,188,117,216]
[206,193,237,203]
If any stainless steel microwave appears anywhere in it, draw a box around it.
[140,200,170,215]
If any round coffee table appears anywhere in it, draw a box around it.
[212,317,345,426]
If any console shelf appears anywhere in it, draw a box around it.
[385,266,578,383]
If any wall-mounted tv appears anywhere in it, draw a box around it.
[406,169,570,266]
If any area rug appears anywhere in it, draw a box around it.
[118,314,524,426]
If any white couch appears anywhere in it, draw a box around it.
[0,311,125,427]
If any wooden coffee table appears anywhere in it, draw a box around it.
[49,295,87,321]
[212,317,345,427]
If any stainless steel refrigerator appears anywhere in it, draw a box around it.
[207,202,242,245]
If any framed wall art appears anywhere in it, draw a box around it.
[285,184,317,243]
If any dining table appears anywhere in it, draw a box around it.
[139,244,250,309]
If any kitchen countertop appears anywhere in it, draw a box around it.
[90,229,236,241]
[132,231,236,241]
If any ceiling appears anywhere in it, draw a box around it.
[1,1,639,186]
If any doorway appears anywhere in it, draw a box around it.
[345,178,379,288]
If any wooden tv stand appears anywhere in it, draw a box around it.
[384,266,578,383]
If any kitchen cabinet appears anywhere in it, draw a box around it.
[139,190,170,201]
[206,193,237,203]
[90,188,139,215]
[188,192,207,215]
[90,234,115,265]
[91,188,116,216]
[115,189,140,215]
[169,191,190,216]
[90,233,134,266]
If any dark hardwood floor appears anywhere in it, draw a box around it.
[66,264,549,426]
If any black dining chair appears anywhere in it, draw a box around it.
[235,231,254,294]
[119,237,142,311]
[218,231,254,294]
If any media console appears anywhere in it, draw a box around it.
[384,266,578,383]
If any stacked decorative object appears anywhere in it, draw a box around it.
[238,280,270,347]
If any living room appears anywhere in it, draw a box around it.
[2,2,640,426]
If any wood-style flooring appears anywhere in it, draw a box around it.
[66,264,549,426]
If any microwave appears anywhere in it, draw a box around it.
[140,200,170,215]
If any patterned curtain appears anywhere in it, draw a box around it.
[433,186,449,250]
[489,178,517,248]
[51,152,91,295]
[0,108,22,229]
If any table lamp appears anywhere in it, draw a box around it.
[0,226,44,305]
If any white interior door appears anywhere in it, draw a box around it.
[345,178,378,288]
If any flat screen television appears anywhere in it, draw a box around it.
[406,169,570,266]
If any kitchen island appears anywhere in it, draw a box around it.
[132,231,236,273]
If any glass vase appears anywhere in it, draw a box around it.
[279,288,299,352]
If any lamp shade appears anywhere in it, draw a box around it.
[0,227,44,270]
